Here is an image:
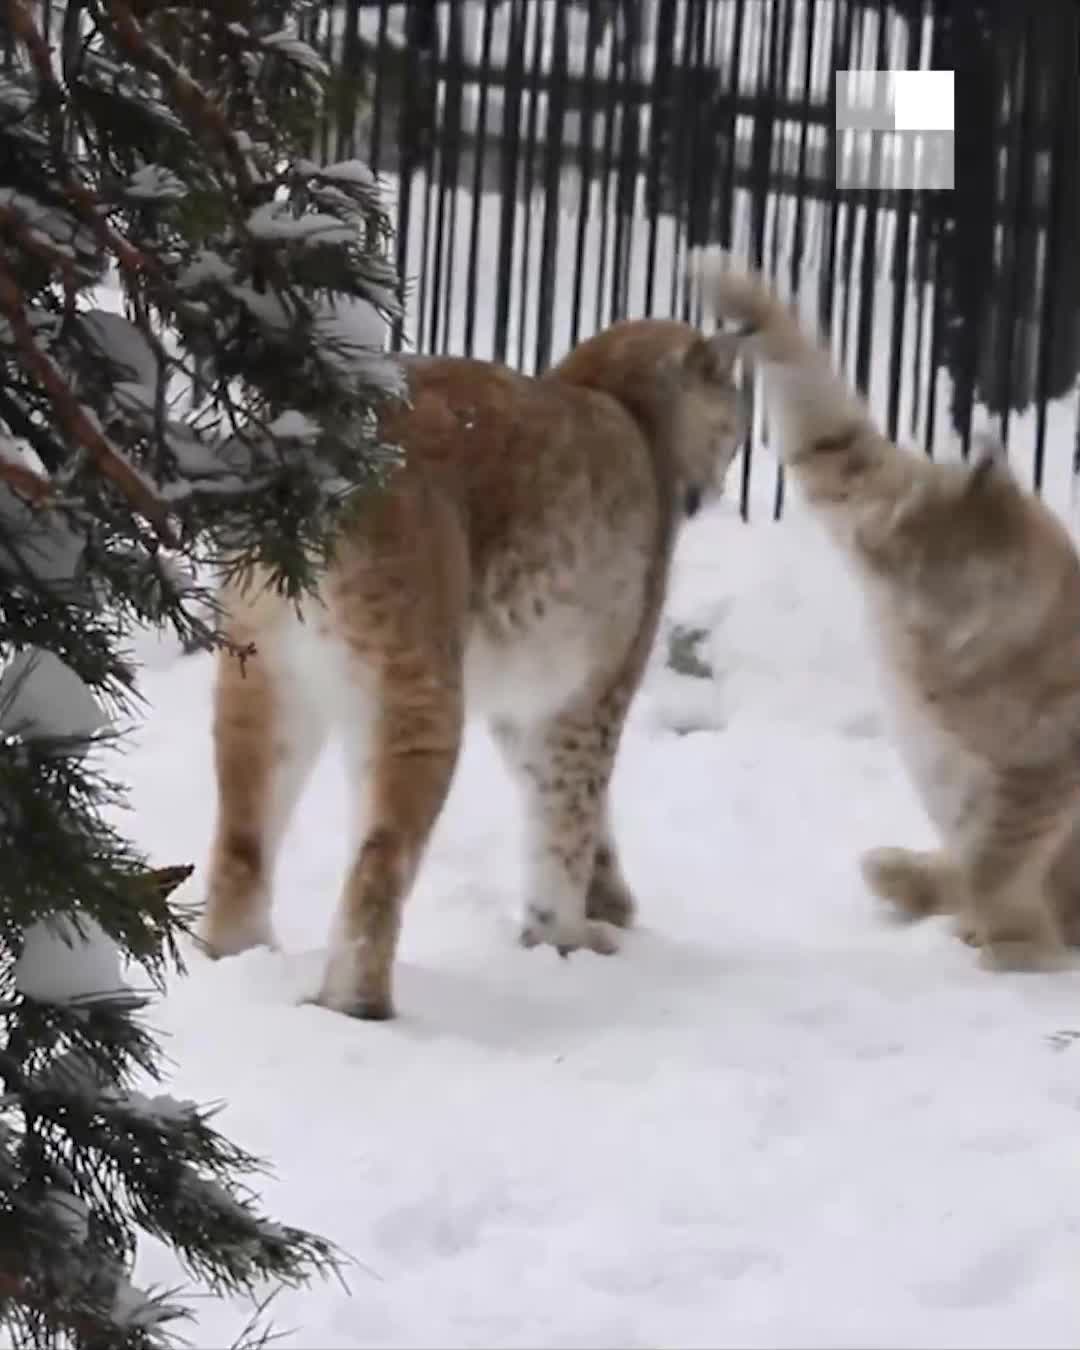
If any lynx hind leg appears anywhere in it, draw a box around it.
[316,496,470,1020]
[860,845,959,921]
[316,668,464,1020]
[586,808,638,930]
[201,622,327,960]
[494,695,631,957]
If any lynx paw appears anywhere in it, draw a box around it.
[977,938,1075,974]
[518,904,619,957]
[313,937,395,1019]
[585,878,637,929]
[309,988,395,1020]
[952,911,981,947]
[860,846,945,919]
[197,912,277,960]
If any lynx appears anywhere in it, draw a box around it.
[200,319,746,1018]
[699,254,1080,972]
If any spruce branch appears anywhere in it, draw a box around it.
[104,0,258,195]
[0,256,178,545]
[4,0,155,282]
[0,455,53,508]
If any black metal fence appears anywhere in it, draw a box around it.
[300,0,1080,518]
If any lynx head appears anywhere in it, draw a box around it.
[661,331,747,517]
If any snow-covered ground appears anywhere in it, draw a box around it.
[121,480,1080,1348]
[88,107,1080,1346]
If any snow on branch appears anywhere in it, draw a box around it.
[105,0,261,193]
[0,256,177,544]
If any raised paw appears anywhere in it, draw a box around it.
[859,846,948,920]
[518,905,619,957]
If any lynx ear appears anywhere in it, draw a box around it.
[682,331,739,383]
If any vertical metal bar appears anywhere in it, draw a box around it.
[516,1,548,371]
[642,0,676,320]
[534,0,569,372]
[747,0,777,273]
[463,0,499,360]
[569,0,605,348]
[611,5,643,324]
[681,0,714,323]
[434,4,465,355]
[665,0,694,318]
[852,0,889,402]
[594,9,621,334]
[391,4,431,352]
[368,0,393,176]
[719,0,749,257]
[1032,0,1078,493]
[493,0,527,364]
[885,7,917,446]
[818,0,856,347]
[767,0,798,523]
[412,5,441,354]
[994,12,1033,456]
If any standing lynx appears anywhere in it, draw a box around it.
[700,255,1080,971]
[200,319,745,1018]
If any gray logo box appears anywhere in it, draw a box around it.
[835,71,954,189]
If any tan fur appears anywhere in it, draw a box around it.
[200,320,746,1018]
[699,255,1080,972]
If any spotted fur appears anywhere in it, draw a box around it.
[200,320,746,1018]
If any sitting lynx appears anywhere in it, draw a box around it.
[200,319,746,1018]
[700,254,1080,971]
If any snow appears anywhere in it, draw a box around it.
[78,309,159,388]
[266,410,322,442]
[259,29,329,77]
[14,912,127,1005]
[313,297,406,396]
[0,649,109,741]
[124,165,187,202]
[317,159,378,189]
[246,202,357,246]
[117,489,1080,1348]
[177,251,235,290]
[42,1187,90,1246]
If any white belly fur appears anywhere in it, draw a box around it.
[269,597,597,746]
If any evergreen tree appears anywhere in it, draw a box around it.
[0,1,403,1344]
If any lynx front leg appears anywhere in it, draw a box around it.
[958,772,1079,973]
[1045,816,1080,948]
[201,634,326,959]
[494,700,626,957]
[586,804,638,929]
[316,676,464,1020]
